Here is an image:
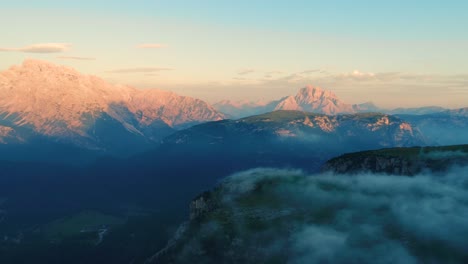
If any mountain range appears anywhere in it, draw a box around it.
[214,85,452,118]
[0,60,466,164]
[0,60,223,160]
[214,85,355,118]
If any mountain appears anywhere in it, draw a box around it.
[352,101,381,112]
[214,85,355,118]
[387,106,447,115]
[444,107,468,116]
[274,85,355,114]
[0,60,223,160]
[395,107,468,146]
[213,99,278,118]
[354,105,448,115]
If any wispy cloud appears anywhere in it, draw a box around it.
[107,67,173,74]
[237,68,255,75]
[334,70,377,81]
[57,56,95,61]
[136,43,167,49]
[0,43,71,53]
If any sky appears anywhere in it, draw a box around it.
[0,0,467,108]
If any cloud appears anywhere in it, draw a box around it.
[300,69,321,74]
[342,70,376,79]
[136,43,167,49]
[107,67,173,74]
[253,68,468,89]
[237,69,256,75]
[0,43,71,53]
[57,56,95,61]
[169,166,468,263]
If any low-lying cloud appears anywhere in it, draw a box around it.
[172,166,468,263]
[0,43,71,53]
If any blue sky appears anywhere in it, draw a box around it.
[1,0,467,107]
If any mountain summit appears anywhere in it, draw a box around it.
[0,60,224,155]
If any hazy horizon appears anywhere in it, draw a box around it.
[1,1,467,108]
